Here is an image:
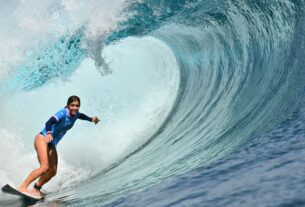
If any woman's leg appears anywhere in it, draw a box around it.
[31,144,58,195]
[18,134,49,194]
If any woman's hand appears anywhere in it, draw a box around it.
[92,117,100,125]
[45,134,53,143]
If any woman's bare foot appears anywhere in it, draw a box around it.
[30,188,45,197]
[17,186,31,195]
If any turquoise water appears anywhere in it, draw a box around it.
[1,0,305,206]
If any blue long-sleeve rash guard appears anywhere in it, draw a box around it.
[40,108,92,145]
[45,113,92,131]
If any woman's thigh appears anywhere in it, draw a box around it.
[48,145,58,173]
[34,134,49,166]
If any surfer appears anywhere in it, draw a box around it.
[17,95,100,197]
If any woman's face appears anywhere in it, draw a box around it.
[68,101,80,116]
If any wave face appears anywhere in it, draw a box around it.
[1,0,305,206]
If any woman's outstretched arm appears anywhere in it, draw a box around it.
[79,113,100,124]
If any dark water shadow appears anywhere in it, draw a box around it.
[1,196,43,207]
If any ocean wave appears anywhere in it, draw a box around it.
[1,0,305,206]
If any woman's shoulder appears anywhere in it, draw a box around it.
[53,108,68,120]
[56,108,68,114]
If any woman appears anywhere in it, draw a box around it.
[18,95,100,198]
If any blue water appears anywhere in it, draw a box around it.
[1,0,305,207]
[107,106,305,207]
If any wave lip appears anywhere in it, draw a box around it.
[0,0,127,89]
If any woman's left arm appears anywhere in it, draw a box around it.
[79,113,100,124]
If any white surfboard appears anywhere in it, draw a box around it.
[2,184,43,201]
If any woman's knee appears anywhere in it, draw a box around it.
[40,164,49,173]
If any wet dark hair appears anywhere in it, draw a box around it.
[65,95,81,108]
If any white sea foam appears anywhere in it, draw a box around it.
[0,0,127,82]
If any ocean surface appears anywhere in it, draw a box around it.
[1,0,305,206]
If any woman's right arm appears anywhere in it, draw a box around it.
[45,117,58,133]
[44,109,66,143]
[44,116,58,143]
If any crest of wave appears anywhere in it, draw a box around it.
[0,0,127,81]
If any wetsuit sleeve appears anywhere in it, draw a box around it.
[45,116,58,131]
[78,113,93,122]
